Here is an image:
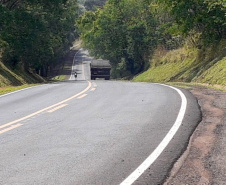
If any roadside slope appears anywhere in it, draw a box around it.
[0,59,44,88]
[133,40,226,87]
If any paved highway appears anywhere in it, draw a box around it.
[0,49,201,185]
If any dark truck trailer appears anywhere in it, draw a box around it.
[90,59,111,80]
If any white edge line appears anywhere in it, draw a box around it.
[0,84,47,98]
[120,83,187,185]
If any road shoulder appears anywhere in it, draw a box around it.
[164,86,226,184]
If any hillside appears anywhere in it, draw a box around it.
[133,40,226,87]
[1,0,226,93]
[0,57,44,94]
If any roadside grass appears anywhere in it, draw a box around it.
[133,41,226,88]
[0,61,27,86]
[0,84,40,96]
[0,58,44,95]
[194,57,226,86]
[51,75,66,81]
[167,82,226,92]
[133,48,198,83]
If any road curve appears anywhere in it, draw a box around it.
[0,50,201,185]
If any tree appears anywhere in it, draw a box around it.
[78,0,158,77]
[0,0,79,76]
[159,0,226,41]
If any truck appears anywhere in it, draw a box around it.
[90,59,111,80]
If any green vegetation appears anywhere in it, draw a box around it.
[195,57,226,85]
[52,75,66,81]
[78,0,159,78]
[133,41,226,86]
[78,0,226,84]
[0,0,80,93]
[0,0,79,78]
[77,0,226,86]
[0,84,39,95]
[159,0,226,41]
[1,0,226,93]
[0,60,44,87]
[133,47,198,82]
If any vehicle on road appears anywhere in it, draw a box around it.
[90,59,111,80]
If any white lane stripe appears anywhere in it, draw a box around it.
[120,84,187,185]
[90,88,96,91]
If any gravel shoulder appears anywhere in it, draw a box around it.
[165,86,226,185]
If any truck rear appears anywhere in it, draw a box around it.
[90,59,111,80]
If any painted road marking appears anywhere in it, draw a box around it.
[77,94,87,99]
[47,104,68,113]
[93,83,97,87]
[0,124,23,134]
[120,84,187,185]
[0,81,92,131]
[90,88,96,91]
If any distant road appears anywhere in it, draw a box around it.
[0,49,201,185]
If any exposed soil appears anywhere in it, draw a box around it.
[165,86,226,185]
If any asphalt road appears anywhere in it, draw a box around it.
[0,49,201,185]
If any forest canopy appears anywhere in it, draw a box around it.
[78,0,159,77]
[78,0,226,78]
[1,0,225,78]
[0,0,79,76]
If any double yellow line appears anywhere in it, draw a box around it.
[0,81,92,135]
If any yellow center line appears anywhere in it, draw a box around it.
[0,124,23,134]
[77,94,88,99]
[0,81,92,130]
[47,104,68,113]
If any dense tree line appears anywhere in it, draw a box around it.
[160,0,226,41]
[1,0,225,78]
[78,0,226,78]
[78,0,159,77]
[0,0,79,76]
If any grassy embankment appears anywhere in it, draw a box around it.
[1,39,226,95]
[133,40,226,90]
[0,41,82,95]
[0,59,44,95]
